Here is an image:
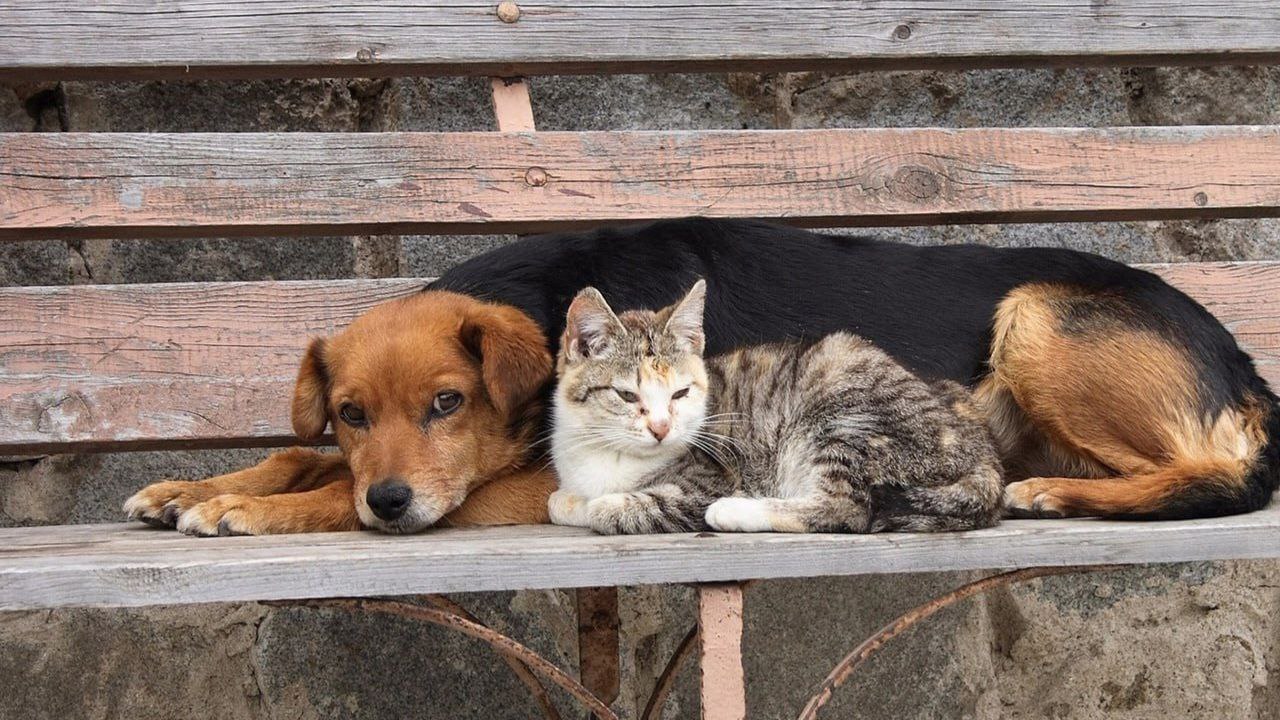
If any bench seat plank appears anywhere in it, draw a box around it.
[2,505,1278,610]
[2,1,1279,81]
[0,262,1276,454]
[4,127,1280,241]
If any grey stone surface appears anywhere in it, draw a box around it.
[0,239,69,286]
[1,84,33,131]
[401,234,517,279]
[66,237,358,284]
[781,68,1131,129]
[61,79,366,132]
[3,62,1280,719]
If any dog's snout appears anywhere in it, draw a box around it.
[367,481,413,521]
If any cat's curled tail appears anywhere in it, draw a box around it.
[868,381,1006,533]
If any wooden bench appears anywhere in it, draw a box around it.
[3,2,1280,718]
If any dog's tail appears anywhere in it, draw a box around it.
[1007,392,1280,521]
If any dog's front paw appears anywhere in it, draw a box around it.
[1002,479,1067,519]
[176,495,263,537]
[705,497,774,532]
[123,481,216,528]
[548,490,591,527]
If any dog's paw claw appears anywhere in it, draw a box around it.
[178,495,259,537]
[216,519,248,537]
[160,502,182,526]
[123,481,209,528]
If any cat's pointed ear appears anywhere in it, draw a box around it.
[564,287,624,361]
[665,279,706,354]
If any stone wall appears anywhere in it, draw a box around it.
[2,67,1279,719]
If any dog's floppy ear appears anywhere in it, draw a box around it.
[461,303,553,418]
[292,338,330,441]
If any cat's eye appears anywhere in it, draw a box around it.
[614,388,639,403]
[432,391,463,417]
[339,403,368,428]
[672,387,690,400]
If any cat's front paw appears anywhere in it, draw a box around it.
[705,497,775,533]
[585,493,633,535]
[548,490,591,527]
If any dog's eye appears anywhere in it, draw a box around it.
[432,391,463,417]
[339,403,368,427]
[614,388,639,403]
[672,387,690,400]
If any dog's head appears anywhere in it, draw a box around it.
[292,290,552,533]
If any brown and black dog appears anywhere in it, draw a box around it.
[125,218,1280,535]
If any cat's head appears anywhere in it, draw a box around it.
[554,280,709,457]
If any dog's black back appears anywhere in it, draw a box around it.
[431,217,1233,386]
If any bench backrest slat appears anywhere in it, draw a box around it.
[0,263,1275,454]
[5,127,1280,241]
[3,1,1279,81]
[0,279,422,453]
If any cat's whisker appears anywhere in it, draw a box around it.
[686,435,734,470]
[693,429,746,454]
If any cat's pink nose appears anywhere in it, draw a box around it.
[647,419,671,442]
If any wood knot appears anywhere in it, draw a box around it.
[893,24,912,40]
[1193,191,1209,206]
[496,1,521,23]
[355,47,375,62]
[524,166,548,187]
[893,166,942,200]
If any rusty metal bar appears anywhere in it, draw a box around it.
[275,597,618,720]
[424,595,561,720]
[642,624,699,720]
[796,565,1108,720]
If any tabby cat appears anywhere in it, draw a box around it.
[548,280,1004,535]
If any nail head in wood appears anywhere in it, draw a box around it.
[1194,191,1209,206]
[525,166,548,187]
[497,1,521,23]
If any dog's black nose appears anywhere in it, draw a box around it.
[367,481,413,521]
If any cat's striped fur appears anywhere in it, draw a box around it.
[548,280,1005,534]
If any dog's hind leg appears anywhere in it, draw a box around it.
[980,283,1275,520]
[124,447,349,528]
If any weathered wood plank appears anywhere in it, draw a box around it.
[1,505,1277,610]
[5,127,1280,241]
[0,279,425,453]
[2,1,1279,81]
[0,262,1276,454]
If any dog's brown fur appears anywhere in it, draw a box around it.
[982,283,1268,518]
[125,291,558,535]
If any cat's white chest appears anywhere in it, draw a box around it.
[554,444,666,498]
